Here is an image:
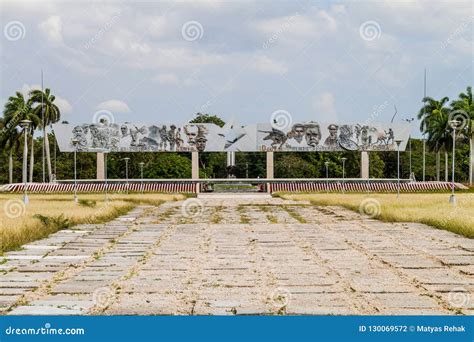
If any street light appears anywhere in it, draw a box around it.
[422,133,426,182]
[123,157,130,194]
[139,162,145,194]
[395,139,403,199]
[324,161,329,193]
[403,118,414,178]
[20,120,31,204]
[448,120,460,205]
[71,138,79,203]
[341,157,347,194]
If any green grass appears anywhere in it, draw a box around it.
[279,193,474,238]
[0,193,183,254]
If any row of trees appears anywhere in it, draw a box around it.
[418,86,473,183]
[0,88,472,184]
[0,89,60,183]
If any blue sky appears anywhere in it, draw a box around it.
[1,0,472,137]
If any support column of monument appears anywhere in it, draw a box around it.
[360,151,369,179]
[192,151,200,193]
[266,152,274,193]
[226,151,235,168]
[96,152,105,180]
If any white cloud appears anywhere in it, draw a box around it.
[153,73,180,85]
[252,55,288,75]
[312,92,338,122]
[20,83,41,98]
[1,0,471,129]
[254,8,339,45]
[20,84,72,114]
[54,97,72,114]
[96,99,131,113]
[39,15,63,44]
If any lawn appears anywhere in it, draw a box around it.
[0,193,184,254]
[279,193,474,238]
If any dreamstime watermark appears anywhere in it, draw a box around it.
[4,199,26,219]
[365,100,389,125]
[359,20,382,41]
[4,20,26,41]
[181,198,204,218]
[196,99,212,113]
[4,322,85,336]
[448,110,470,131]
[447,287,470,308]
[181,21,204,41]
[270,110,293,130]
[83,11,122,50]
[268,287,291,308]
[440,15,473,50]
[92,286,115,308]
[262,12,300,49]
[359,198,381,218]
[92,109,115,125]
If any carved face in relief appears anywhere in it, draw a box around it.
[291,124,305,143]
[305,125,321,147]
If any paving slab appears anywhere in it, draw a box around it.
[2,198,472,316]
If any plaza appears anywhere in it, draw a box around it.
[1,194,473,315]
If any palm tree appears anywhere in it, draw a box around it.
[450,86,474,185]
[29,88,61,182]
[2,92,39,183]
[418,96,450,181]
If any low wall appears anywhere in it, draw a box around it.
[0,182,196,193]
[269,181,465,193]
[0,181,466,194]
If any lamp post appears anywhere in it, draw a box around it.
[448,120,460,205]
[123,157,130,194]
[395,139,403,199]
[71,138,79,203]
[403,118,414,178]
[20,120,31,204]
[324,161,329,193]
[341,157,347,194]
[422,133,426,182]
[139,162,145,194]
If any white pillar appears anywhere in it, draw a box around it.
[226,151,235,166]
[96,152,105,180]
[192,151,199,193]
[192,152,199,179]
[266,152,274,194]
[266,152,274,179]
[361,151,369,179]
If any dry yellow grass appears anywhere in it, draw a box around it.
[279,193,474,238]
[0,193,184,254]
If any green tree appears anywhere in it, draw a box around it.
[417,96,451,181]
[1,92,40,183]
[29,88,61,182]
[450,86,474,185]
[189,112,225,127]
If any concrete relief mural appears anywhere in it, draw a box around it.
[256,122,408,152]
[54,121,409,152]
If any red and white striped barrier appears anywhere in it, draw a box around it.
[0,183,196,194]
[0,181,466,194]
[269,181,465,193]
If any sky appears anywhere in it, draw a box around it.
[0,0,472,137]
